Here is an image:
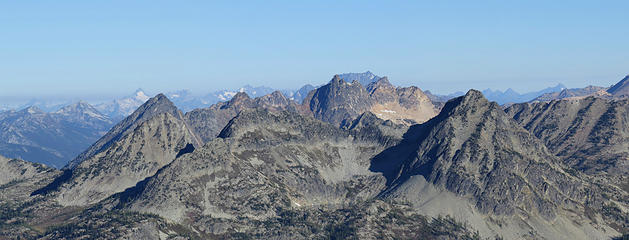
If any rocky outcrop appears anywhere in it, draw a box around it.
[303,75,439,126]
[37,94,202,206]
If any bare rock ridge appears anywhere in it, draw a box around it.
[184,91,305,143]
[607,75,629,97]
[506,97,629,188]
[35,94,203,206]
[372,90,620,239]
[531,74,629,102]
[303,75,439,127]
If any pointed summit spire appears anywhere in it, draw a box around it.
[66,93,184,169]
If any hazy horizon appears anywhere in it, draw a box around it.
[1,1,628,97]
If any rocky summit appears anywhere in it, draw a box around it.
[35,94,202,206]
[0,82,627,239]
[374,90,622,239]
[303,75,439,127]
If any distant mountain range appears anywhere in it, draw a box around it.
[531,75,629,102]
[481,83,567,104]
[427,83,567,105]
[0,102,114,168]
[0,71,381,115]
[2,71,599,116]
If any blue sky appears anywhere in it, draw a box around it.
[1,1,628,97]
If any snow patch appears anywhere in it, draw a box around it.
[135,91,150,102]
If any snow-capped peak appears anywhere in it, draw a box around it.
[134,89,150,102]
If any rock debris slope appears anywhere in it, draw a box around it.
[36,94,202,206]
